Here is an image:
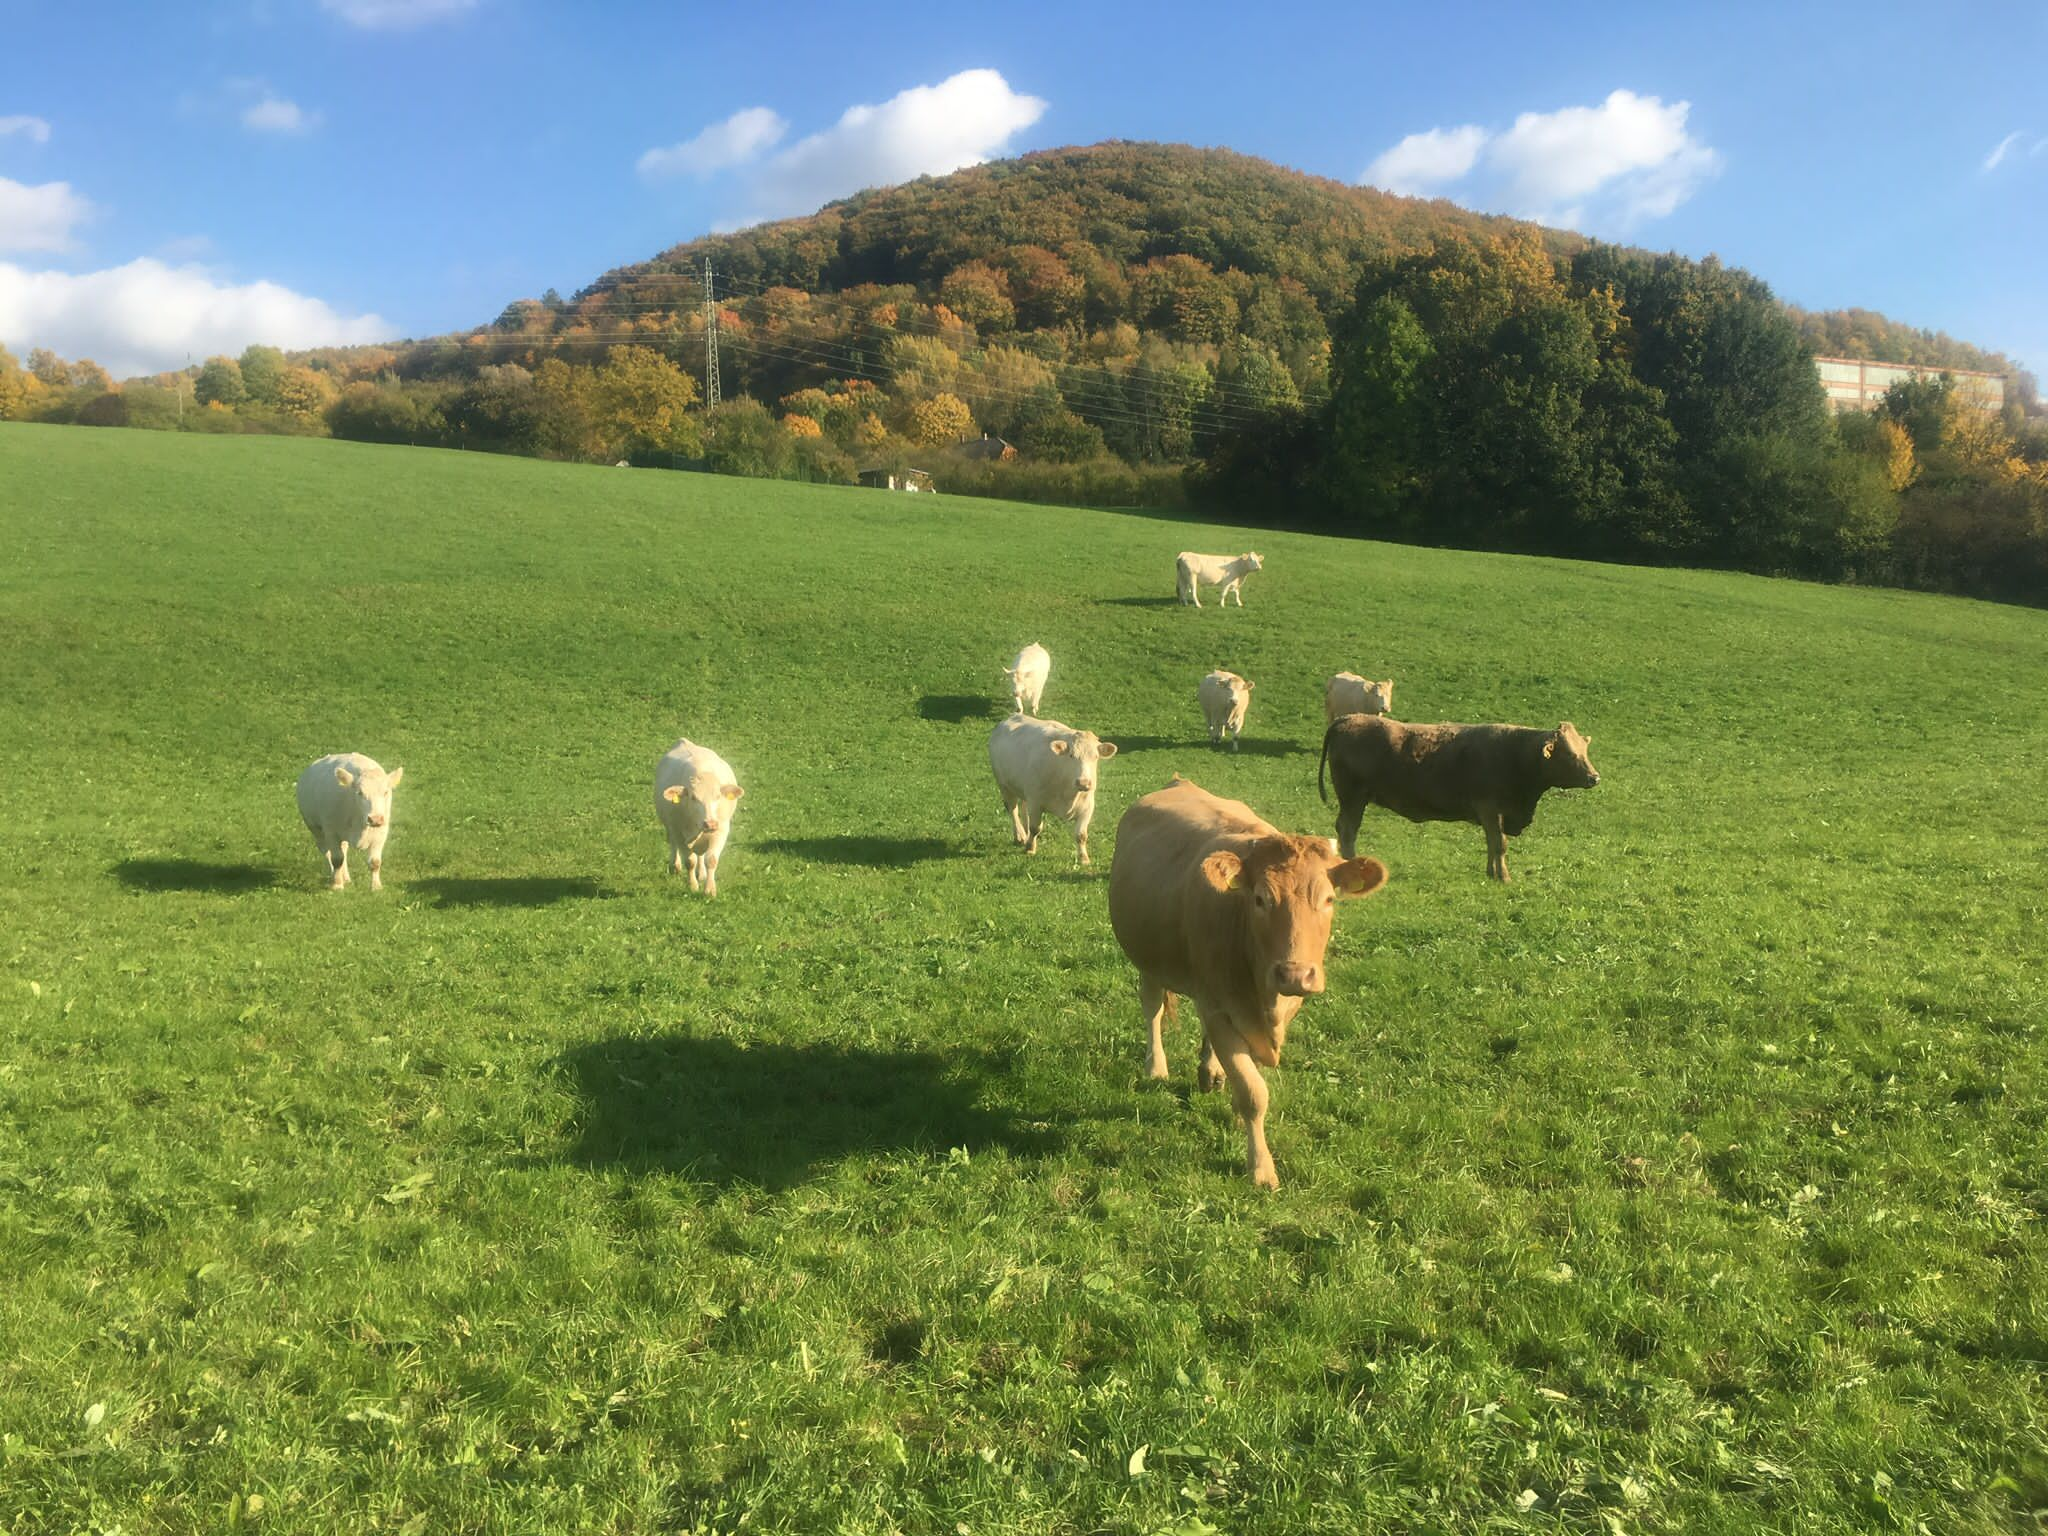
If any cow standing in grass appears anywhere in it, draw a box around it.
[1324,672,1394,723]
[1176,551,1263,607]
[296,753,404,891]
[1109,777,1388,1188]
[988,714,1118,867]
[1319,715,1600,882]
[656,739,744,896]
[1198,669,1254,751]
[1005,642,1050,716]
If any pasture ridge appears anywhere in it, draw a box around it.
[2,423,2045,1532]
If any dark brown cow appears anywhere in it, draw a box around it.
[1318,715,1600,882]
[1108,777,1388,1188]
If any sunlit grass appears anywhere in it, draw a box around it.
[1,423,2044,1533]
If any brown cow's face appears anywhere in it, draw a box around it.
[1543,723,1600,788]
[1204,836,1389,998]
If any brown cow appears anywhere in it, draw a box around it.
[1318,715,1599,883]
[1108,777,1388,1188]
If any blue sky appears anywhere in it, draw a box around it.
[3,0,2043,382]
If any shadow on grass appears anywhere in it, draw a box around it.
[112,858,282,894]
[1099,596,1181,608]
[556,1036,1058,1188]
[759,835,964,868]
[1108,734,1299,759]
[917,693,1003,723]
[409,875,612,908]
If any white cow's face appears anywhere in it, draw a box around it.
[1243,552,1264,572]
[1048,731,1118,797]
[665,776,743,836]
[335,763,403,828]
[1366,680,1394,712]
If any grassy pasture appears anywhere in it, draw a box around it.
[1,422,2045,1533]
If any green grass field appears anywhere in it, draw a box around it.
[2,422,2045,1534]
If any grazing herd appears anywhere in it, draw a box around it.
[292,546,1603,1186]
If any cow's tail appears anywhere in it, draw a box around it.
[1318,720,1336,805]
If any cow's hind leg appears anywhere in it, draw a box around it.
[1142,979,1172,1080]
[1334,797,1365,861]
[1003,790,1028,846]
[1196,1036,1225,1094]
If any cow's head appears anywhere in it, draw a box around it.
[1047,730,1117,798]
[664,776,744,836]
[1365,678,1395,713]
[334,762,403,829]
[1242,552,1264,572]
[1202,835,1388,998]
[1543,723,1599,788]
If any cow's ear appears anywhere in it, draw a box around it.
[1049,739,1069,755]
[1330,856,1389,900]
[723,783,743,800]
[1542,735,1558,759]
[385,767,403,789]
[333,765,355,788]
[1097,742,1118,758]
[1201,851,1246,894]
[662,786,685,803]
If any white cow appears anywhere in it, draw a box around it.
[1176,551,1264,608]
[1004,642,1051,716]
[655,738,744,897]
[296,753,404,892]
[1199,670,1254,751]
[1324,673,1395,723]
[988,714,1119,867]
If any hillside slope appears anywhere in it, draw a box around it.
[3,424,2046,1530]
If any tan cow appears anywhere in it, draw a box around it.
[1108,777,1388,1188]
[1198,669,1253,751]
[1323,672,1394,723]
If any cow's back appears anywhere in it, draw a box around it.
[1328,716,1545,821]
[1109,780,1273,984]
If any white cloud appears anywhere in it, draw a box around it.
[320,0,476,27]
[1361,89,1720,230]
[1362,125,1487,196]
[728,69,1047,225]
[0,258,388,379]
[0,177,92,253]
[638,106,788,180]
[241,95,318,135]
[0,115,52,145]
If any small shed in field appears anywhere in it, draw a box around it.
[857,467,936,493]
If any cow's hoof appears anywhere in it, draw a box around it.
[1199,1066,1225,1094]
[1251,1168,1280,1191]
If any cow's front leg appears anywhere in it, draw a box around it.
[1334,800,1364,861]
[1196,1036,1224,1093]
[1482,811,1509,883]
[1214,1028,1278,1189]
[702,852,719,898]
[331,841,351,889]
[1074,805,1093,867]
[687,851,703,891]
[1142,979,1171,1080]
[368,854,383,892]
[1190,585,1202,608]
[1004,792,1028,846]
[1024,807,1042,854]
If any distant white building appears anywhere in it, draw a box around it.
[1815,355,2005,414]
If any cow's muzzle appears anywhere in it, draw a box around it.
[1272,962,1323,996]
[367,814,387,828]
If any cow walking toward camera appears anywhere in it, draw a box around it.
[1005,642,1050,716]
[1109,777,1388,1188]
[296,753,404,892]
[988,714,1118,867]
[1175,551,1263,607]
[656,738,744,896]
[1318,715,1600,882]
[1198,669,1254,750]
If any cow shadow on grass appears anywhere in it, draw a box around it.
[1098,596,1181,609]
[917,693,1003,724]
[556,1036,1059,1189]
[112,858,282,894]
[758,836,965,868]
[1107,734,1299,759]
[408,875,613,908]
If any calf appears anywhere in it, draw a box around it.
[1004,642,1050,716]
[296,753,404,891]
[1175,550,1264,607]
[1198,669,1254,751]
[1319,715,1599,882]
[1324,672,1395,723]
[656,738,744,896]
[1108,777,1388,1188]
[987,714,1118,866]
